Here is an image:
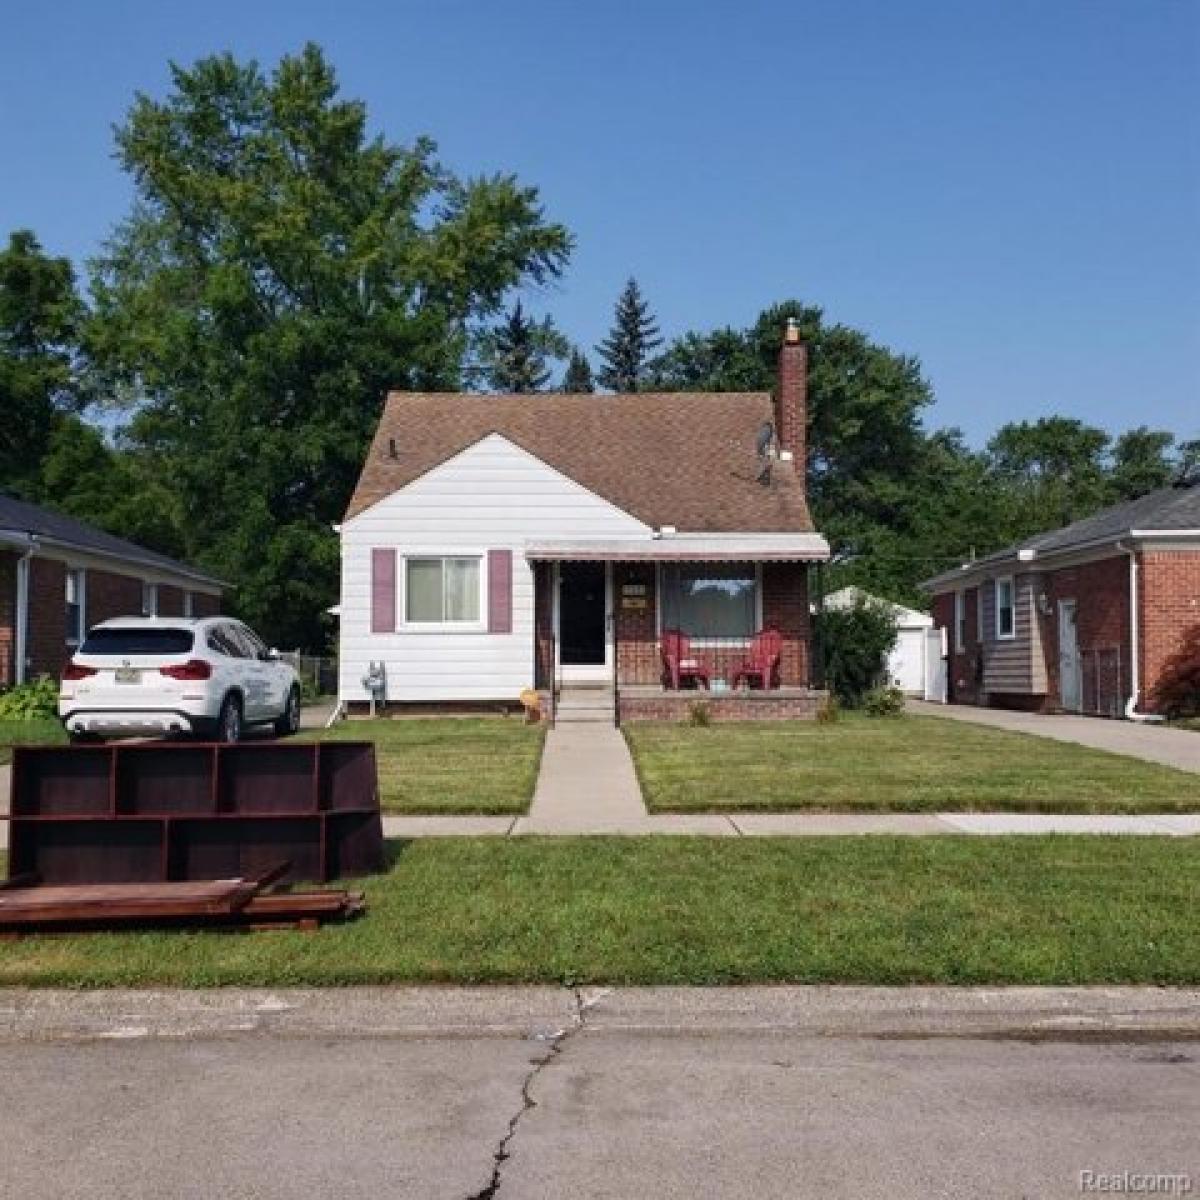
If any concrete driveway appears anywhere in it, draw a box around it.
[909,698,1200,772]
[1,987,1196,1200]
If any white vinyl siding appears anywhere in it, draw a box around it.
[339,434,651,702]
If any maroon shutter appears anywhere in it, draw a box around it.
[371,548,396,633]
[487,549,512,633]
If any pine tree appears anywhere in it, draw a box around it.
[481,300,569,392]
[595,277,663,392]
[562,347,594,393]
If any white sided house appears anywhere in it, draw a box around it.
[338,323,831,722]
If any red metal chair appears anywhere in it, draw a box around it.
[660,629,712,690]
[731,627,783,690]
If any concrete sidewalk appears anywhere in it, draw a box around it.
[909,698,1200,772]
[380,810,1200,838]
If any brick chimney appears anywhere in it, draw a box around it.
[776,317,807,477]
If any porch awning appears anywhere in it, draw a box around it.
[524,533,830,563]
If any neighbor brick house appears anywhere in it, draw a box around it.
[921,485,1200,717]
[338,322,830,721]
[0,495,223,686]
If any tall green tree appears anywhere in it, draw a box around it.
[88,44,572,647]
[476,300,567,392]
[0,230,87,496]
[1109,426,1176,500]
[985,417,1110,528]
[562,347,594,393]
[595,277,662,392]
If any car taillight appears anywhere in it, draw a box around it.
[62,663,97,681]
[159,659,213,681]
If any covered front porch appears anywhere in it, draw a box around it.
[527,532,830,723]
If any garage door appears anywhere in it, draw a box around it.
[888,628,927,694]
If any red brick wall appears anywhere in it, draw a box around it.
[26,557,67,679]
[0,550,16,686]
[936,586,986,705]
[533,562,553,689]
[157,585,184,617]
[619,690,824,722]
[87,569,143,627]
[190,590,221,618]
[1141,549,1200,713]
[761,562,811,686]
[614,563,659,685]
[1039,556,1130,711]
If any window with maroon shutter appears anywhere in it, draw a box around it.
[488,549,512,633]
[371,548,396,633]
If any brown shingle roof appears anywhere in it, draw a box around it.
[346,392,815,532]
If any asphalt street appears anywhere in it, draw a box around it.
[0,987,1196,1200]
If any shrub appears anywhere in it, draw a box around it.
[0,676,60,721]
[862,684,906,718]
[1154,624,1200,718]
[813,597,898,708]
[685,700,712,727]
[815,694,841,724]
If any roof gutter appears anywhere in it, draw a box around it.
[1116,540,1163,724]
[0,528,224,590]
[921,528,1173,592]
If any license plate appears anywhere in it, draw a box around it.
[114,668,141,684]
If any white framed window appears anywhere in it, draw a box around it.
[995,576,1016,640]
[402,555,485,628]
[954,590,966,653]
[183,591,194,618]
[142,582,158,617]
[659,563,761,641]
[65,568,86,646]
[975,586,984,642]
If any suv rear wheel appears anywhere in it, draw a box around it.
[274,686,301,737]
[217,693,243,744]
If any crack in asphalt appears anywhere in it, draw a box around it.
[465,987,608,1200]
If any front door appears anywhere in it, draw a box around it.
[1058,599,1081,712]
[557,562,611,683]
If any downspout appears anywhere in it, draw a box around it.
[1118,540,1163,723]
[13,534,37,685]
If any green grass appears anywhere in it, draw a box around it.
[0,719,67,766]
[625,713,1200,814]
[307,718,545,814]
[0,836,1196,987]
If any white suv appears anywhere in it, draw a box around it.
[59,617,301,743]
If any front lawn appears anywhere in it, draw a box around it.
[0,836,1196,986]
[0,719,67,766]
[625,713,1200,814]
[308,718,544,814]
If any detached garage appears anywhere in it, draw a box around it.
[821,586,934,695]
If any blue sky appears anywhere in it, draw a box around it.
[2,0,1196,444]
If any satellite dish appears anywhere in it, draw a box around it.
[755,420,776,484]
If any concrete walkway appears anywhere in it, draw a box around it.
[908,698,1200,772]
[382,810,1200,838]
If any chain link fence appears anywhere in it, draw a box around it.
[279,652,338,699]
